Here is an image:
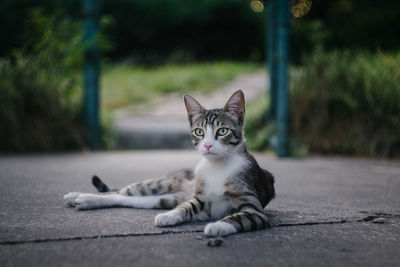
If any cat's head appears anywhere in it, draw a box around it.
[184,90,245,159]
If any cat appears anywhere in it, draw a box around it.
[64,90,275,237]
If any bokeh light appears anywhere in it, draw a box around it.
[250,0,264,13]
[291,0,312,18]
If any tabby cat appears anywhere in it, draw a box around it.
[64,90,275,237]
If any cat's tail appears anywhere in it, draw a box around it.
[92,175,117,193]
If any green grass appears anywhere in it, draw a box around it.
[244,92,271,151]
[101,61,262,111]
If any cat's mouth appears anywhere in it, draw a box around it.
[204,151,219,157]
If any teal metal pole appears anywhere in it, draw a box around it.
[83,0,100,149]
[267,0,277,121]
[276,0,290,157]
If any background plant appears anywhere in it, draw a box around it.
[290,48,400,157]
[0,9,84,152]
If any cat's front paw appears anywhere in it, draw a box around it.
[63,192,83,207]
[204,221,237,237]
[155,210,184,227]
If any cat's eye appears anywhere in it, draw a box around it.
[217,128,229,136]
[194,128,204,137]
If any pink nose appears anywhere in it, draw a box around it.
[204,143,213,151]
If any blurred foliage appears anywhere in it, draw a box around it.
[25,8,85,70]
[244,92,309,157]
[0,5,117,152]
[0,54,83,152]
[2,0,399,63]
[290,48,400,157]
[101,62,261,111]
[100,0,265,61]
[244,92,271,151]
[0,8,85,152]
[306,0,400,52]
[0,0,264,62]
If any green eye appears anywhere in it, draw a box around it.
[217,128,229,136]
[194,128,204,137]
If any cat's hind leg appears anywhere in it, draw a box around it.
[64,192,186,210]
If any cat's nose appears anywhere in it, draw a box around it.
[204,143,213,151]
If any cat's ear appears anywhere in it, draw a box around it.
[184,94,204,122]
[223,90,245,121]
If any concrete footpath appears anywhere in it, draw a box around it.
[0,151,399,267]
[113,71,267,149]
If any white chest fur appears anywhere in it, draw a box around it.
[195,154,249,198]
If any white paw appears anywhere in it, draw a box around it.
[204,221,237,237]
[74,194,99,210]
[155,210,184,227]
[63,192,83,207]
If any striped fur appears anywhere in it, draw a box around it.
[118,168,194,196]
[64,90,275,237]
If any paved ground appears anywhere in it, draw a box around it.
[0,151,399,266]
[113,71,268,149]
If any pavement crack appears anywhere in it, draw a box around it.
[2,212,397,246]
[0,220,349,246]
[359,211,400,218]
[273,219,347,228]
[0,229,203,246]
